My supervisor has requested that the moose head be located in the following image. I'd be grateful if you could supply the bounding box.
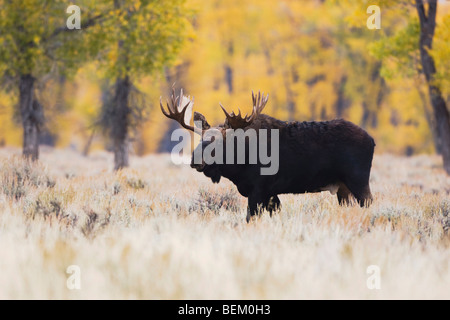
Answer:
[160,88,270,183]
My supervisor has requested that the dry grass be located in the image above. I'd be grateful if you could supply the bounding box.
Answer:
[0,146,449,299]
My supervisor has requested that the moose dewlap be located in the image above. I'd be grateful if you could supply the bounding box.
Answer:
[161,89,375,222]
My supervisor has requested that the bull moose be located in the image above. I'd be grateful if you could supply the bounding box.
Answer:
[161,89,375,222]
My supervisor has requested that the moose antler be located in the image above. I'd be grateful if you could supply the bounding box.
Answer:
[160,88,201,134]
[220,91,269,129]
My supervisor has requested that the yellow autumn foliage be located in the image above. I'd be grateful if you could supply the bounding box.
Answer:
[0,0,449,156]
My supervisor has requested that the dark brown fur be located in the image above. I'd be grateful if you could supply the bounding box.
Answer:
[192,113,375,222]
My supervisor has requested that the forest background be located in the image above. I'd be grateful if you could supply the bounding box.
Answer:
[0,0,449,169]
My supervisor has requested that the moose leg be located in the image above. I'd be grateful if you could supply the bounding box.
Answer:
[264,195,281,217]
[246,193,265,223]
[357,184,373,207]
[337,183,352,206]
[345,179,373,207]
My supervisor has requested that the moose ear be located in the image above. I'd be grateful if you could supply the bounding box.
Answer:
[193,112,211,130]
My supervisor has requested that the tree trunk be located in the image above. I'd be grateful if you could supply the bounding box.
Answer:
[112,76,131,171]
[82,129,96,157]
[224,42,234,94]
[114,134,129,171]
[416,0,450,174]
[416,83,441,153]
[335,75,349,118]
[19,74,41,161]
[284,72,296,121]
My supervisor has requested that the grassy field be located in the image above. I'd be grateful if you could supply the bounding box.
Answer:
[0,146,449,299]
